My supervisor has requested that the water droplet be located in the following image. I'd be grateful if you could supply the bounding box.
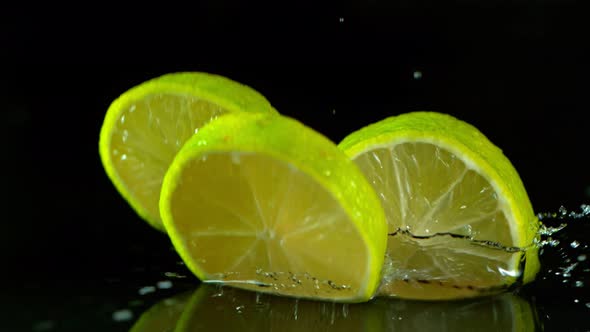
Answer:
[120,115,126,124]
[121,154,127,161]
[558,205,568,215]
[138,286,156,295]
[235,305,245,313]
[194,128,199,134]
[575,299,580,303]
[339,17,344,23]
[576,280,584,287]
[571,241,581,248]
[324,170,332,176]
[413,71,422,80]
[332,109,336,115]
[157,280,173,289]
[112,309,133,322]
[578,254,587,261]
[586,303,590,309]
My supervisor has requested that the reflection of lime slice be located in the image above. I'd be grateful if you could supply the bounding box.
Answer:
[128,291,192,332]
[339,112,540,300]
[376,292,536,331]
[99,72,276,231]
[174,284,535,332]
[176,284,383,331]
[159,113,387,302]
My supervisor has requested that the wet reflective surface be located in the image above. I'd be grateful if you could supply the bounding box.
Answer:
[13,206,590,331]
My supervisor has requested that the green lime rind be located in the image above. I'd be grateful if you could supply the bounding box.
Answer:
[338,111,540,284]
[160,113,388,302]
[99,72,278,232]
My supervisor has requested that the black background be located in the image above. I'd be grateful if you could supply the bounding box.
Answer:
[2,2,589,331]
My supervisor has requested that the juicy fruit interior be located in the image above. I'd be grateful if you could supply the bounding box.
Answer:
[110,93,227,228]
[168,151,369,300]
[353,142,521,299]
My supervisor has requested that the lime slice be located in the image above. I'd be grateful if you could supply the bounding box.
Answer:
[99,72,277,231]
[159,113,388,302]
[175,284,535,332]
[338,112,540,300]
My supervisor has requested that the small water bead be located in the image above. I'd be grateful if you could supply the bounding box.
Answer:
[586,303,590,309]
[138,286,156,295]
[576,280,584,287]
[574,299,580,303]
[235,305,245,314]
[112,309,133,322]
[571,240,581,248]
[157,280,173,289]
[578,254,587,262]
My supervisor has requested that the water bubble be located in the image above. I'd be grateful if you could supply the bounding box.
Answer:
[578,254,587,262]
[339,17,344,23]
[574,299,580,303]
[112,309,133,322]
[571,241,581,248]
[586,303,590,309]
[413,71,423,80]
[576,280,584,287]
[121,154,127,161]
[235,305,245,314]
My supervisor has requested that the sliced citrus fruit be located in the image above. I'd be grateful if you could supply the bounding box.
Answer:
[338,112,540,300]
[159,113,388,302]
[99,72,277,231]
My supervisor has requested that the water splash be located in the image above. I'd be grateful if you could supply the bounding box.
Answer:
[530,204,590,317]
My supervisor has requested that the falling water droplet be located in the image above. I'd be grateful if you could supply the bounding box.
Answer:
[576,280,584,287]
[578,254,587,261]
[571,241,581,248]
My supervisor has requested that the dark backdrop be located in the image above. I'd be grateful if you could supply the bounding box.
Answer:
[1,2,589,329]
